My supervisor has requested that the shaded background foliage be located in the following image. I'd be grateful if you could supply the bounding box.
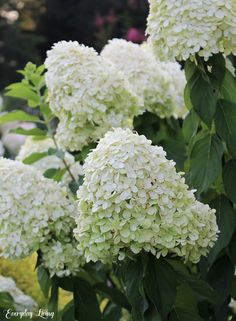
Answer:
[0,0,148,90]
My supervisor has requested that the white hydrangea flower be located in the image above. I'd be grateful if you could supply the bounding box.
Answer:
[0,158,76,259]
[74,128,218,264]
[40,239,84,277]
[0,275,37,311]
[147,0,236,61]
[16,137,83,184]
[45,41,141,151]
[101,39,187,119]
[0,140,4,156]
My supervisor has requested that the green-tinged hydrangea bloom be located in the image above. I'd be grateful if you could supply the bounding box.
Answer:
[0,158,83,276]
[45,41,141,151]
[101,39,187,119]
[147,0,236,61]
[0,275,37,312]
[16,137,83,184]
[40,240,84,277]
[0,158,75,259]
[74,128,218,264]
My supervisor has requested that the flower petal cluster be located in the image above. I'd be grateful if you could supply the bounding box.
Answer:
[74,128,218,264]
[102,39,187,118]
[16,137,83,184]
[0,158,76,259]
[41,239,84,277]
[45,41,141,151]
[147,0,236,61]
[0,275,37,311]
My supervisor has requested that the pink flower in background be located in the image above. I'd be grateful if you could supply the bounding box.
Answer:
[126,27,145,43]
[106,9,117,25]
[94,12,105,28]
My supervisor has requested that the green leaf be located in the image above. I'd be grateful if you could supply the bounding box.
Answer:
[170,284,203,321]
[183,109,199,142]
[69,180,81,195]
[184,84,193,111]
[232,277,236,300]
[23,152,48,165]
[144,257,177,318]
[176,272,221,305]
[188,133,224,192]
[188,71,217,127]
[61,301,75,321]
[223,160,236,203]
[184,60,198,81]
[37,266,51,298]
[48,148,65,160]
[43,168,66,182]
[11,127,47,136]
[57,276,74,292]
[208,54,226,90]
[94,283,131,310]
[207,256,234,301]
[103,303,122,321]
[48,278,59,321]
[0,111,40,124]
[208,195,236,264]
[161,135,186,170]
[74,277,102,321]
[122,258,148,321]
[229,232,236,264]
[5,83,40,107]
[0,292,14,309]
[170,308,204,321]
[215,99,236,158]
[220,69,236,103]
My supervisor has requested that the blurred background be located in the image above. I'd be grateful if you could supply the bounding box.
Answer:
[0,0,149,91]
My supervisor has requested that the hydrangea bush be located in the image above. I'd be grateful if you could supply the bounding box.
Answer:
[0,1,235,320]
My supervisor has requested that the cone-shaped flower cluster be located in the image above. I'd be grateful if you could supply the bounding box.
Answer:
[74,128,218,264]
[102,39,187,118]
[45,41,141,151]
[147,0,236,61]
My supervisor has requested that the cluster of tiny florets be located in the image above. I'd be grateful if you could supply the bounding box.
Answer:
[16,137,83,184]
[0,158,76,259]
[74,128,218,264]
[147,0,236,61]
[40,239,84,277]
[45,41,141,151]
[102,39,187,118]
[0,275,38,312]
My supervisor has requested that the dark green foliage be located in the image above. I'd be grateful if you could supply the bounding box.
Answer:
[188,133,224,192]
